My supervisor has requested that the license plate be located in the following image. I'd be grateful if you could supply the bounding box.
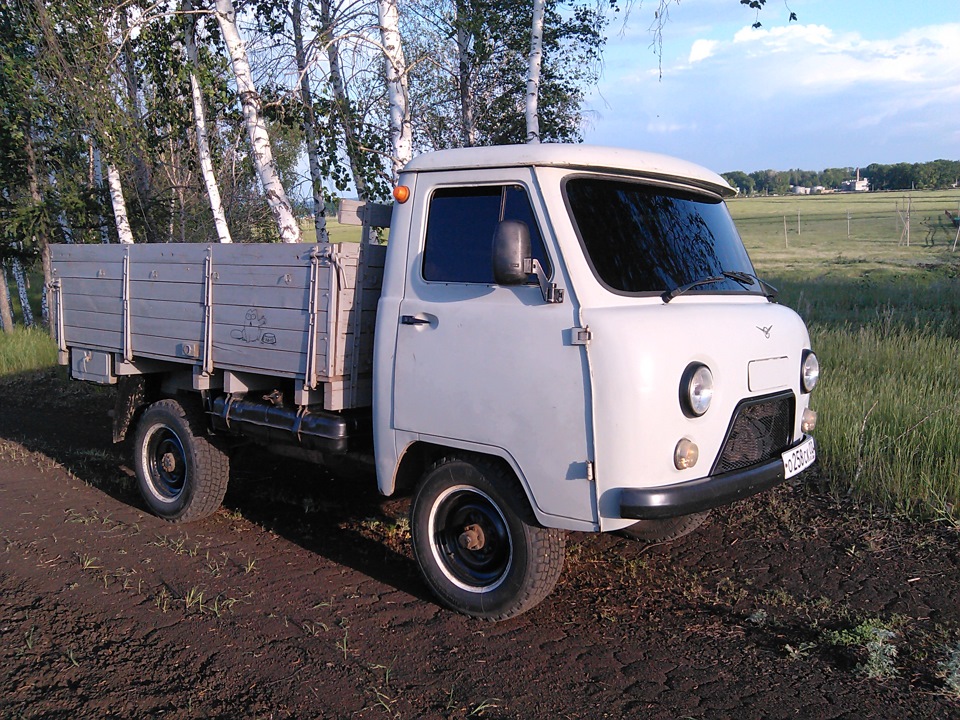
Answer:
[782,436,816,479]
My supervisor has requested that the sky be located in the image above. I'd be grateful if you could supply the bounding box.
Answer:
[582,0,960,174]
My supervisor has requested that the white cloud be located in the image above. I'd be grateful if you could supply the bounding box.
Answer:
[586,18,960,170]
[719,23,960,90]
[688,39,718,64]
[647,120,697,134]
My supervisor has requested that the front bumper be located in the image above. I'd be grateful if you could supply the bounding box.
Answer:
[619,435,815,520]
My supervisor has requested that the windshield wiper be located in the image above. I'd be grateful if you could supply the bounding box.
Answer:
[736,271,779,301]
[662,271,777,303]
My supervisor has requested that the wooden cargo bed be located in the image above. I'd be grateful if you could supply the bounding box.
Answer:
[50,242,386,411]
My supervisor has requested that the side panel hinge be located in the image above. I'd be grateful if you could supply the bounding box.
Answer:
[571,327,592,346]
[586,461,595,482]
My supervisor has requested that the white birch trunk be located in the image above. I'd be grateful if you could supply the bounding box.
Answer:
[377,0,412,181]
[525,0,546,144]
[215,0,302,243]
[292,0,328,244]
[190,74,233,243]
[12,257,33,327]
[107,164,135,244]
[456,22,477,147]
[185,0,232,243]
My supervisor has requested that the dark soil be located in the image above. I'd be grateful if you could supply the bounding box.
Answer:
[1,369,959,719]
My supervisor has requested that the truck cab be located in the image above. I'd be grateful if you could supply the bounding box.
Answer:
[375,145,817,616]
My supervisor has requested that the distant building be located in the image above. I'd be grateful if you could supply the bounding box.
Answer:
[791,185,811,195]
[841,168,869,192]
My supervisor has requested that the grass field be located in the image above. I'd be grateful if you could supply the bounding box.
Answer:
[0,325,57,375]
[4,188,960,521]
[730,189,960,522]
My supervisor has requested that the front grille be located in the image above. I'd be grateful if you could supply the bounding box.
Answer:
[712,391,795,474]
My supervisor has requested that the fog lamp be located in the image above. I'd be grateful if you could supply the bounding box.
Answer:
[801,408,817,434]
[674,438,699,470]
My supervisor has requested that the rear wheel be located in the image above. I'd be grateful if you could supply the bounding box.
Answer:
[410,456,565,620]
[133,399,229,523]
[620,511,710,543]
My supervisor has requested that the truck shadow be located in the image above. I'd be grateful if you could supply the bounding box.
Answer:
[0,371,433,605]
[223,447,432,603]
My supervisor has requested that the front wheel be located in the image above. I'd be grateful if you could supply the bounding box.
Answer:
[133,399,229,523]
[410,456,565,621]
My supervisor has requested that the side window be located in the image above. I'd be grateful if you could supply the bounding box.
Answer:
[422,184,551,283]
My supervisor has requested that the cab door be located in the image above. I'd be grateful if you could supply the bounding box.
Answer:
[392,170,597,528]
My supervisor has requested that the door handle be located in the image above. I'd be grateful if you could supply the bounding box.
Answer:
[401,315,432,326]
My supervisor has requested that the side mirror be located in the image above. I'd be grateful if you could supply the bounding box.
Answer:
[492,220,532,286]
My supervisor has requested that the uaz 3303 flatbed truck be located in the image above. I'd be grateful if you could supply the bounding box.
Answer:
[50,144,819,619]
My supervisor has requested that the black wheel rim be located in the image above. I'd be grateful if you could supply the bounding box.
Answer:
[145,426,187,500]
[430,486,512,592]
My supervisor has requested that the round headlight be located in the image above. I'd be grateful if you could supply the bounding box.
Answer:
[801,350,819,393]
[680,363,714,417]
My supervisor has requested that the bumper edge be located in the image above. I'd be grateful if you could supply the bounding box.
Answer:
[619,435,814,520]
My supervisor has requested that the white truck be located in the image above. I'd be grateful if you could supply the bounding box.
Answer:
[50,144,819,620]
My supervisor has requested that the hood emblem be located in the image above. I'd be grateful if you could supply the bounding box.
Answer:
[757,324,773,339]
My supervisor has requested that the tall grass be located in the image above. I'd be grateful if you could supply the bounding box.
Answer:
[807,321,960,520]
[0,325,58,377]
[737,188,960,521]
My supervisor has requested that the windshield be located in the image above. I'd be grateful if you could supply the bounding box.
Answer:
[564,177,758,296]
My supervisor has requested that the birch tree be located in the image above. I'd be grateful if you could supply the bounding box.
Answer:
[524,0,545,144]
[454,1,477,147]
[107,164,135,245]
[215,0,302,243]
[117,9,159,243]
[10,257,33,325]
[377,0,412,180]
[405,0,606,149]
[184,0,232,243]
[291,0,328,243]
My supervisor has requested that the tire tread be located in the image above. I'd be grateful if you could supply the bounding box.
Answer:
[136,398,229,523]
[412,454,566,621]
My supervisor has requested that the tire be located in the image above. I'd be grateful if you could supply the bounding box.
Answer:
[619,510,710,543]
[133,398,229,523]
[410,456,565,621]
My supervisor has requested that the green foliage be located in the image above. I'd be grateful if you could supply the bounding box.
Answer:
[938,641,960,696]
[723,159,960,195]
[823,618,900,680]
[406,0,607,149]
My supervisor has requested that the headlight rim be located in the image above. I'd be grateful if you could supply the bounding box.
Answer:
[801,350,819,394]
[680,362,714,418]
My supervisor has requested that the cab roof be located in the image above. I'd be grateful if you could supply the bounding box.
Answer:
[402,144,735,198]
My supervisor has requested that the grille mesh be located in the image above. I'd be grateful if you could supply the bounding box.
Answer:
[713,392,794,474]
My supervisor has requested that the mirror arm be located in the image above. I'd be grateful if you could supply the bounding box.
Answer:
[523,258,564,304]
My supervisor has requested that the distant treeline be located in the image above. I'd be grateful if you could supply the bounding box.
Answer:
[722,159,960,195]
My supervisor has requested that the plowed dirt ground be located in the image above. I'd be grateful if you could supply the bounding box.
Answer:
[1,370,959,719]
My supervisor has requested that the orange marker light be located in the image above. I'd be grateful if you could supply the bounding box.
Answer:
[393,185,410,203]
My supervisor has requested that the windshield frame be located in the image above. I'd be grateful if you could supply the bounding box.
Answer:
[561,173,763,299]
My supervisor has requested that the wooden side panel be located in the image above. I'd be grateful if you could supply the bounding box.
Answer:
[50,242,384,409]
